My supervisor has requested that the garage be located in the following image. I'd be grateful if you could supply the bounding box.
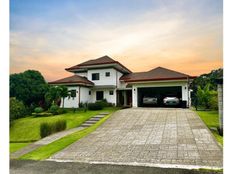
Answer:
[137,86,182,107]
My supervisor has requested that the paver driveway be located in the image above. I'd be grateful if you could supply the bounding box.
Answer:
[50,108,223,169]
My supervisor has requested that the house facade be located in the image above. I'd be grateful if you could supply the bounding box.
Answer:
[49,55,196,108]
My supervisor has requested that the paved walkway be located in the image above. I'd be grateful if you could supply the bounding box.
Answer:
[50,108,223,169]
[11,113,108,159]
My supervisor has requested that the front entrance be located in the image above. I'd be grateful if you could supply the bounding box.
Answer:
[96,91,104,101]
[117,90,132,107]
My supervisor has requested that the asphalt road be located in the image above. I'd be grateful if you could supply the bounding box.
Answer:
[10,160,222,174]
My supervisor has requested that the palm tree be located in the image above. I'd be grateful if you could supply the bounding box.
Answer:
[59,86,69,108]
[45,86,61,106]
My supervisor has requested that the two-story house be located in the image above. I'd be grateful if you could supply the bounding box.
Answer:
[49,55,196,108]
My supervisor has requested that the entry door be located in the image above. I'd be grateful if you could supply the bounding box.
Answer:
[96,91,104,101]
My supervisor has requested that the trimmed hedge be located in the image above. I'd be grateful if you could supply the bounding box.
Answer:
[87,103,103,110]
[49,104,59,115]
[32,112,53,117]
[34,107,44,113]
[40,120,66,138]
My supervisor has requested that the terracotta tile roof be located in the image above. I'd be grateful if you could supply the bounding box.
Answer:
[49,75,94,86]
[78,55,116,66]
[65,55,132,73]
[120,67,196,82]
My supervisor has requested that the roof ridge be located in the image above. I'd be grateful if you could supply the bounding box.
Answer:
[149,66,189,76]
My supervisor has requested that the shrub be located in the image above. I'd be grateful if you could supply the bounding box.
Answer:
[49,104,59,115]
[87,102,103,110]
[79,102,88,112]
[209,94,218,110]
[40,122,52,138]
[79,102,84,108]
[95,99,113,108]
[54,120,66,132]
[10,97,27,122]
[34,107,44,113]
[58,108,67,114]
[40,120,66,138]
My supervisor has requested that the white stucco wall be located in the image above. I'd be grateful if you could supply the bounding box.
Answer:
[90,89,116,104]
[60,86,91,108]
[87,68,117,86]
[61,86,79,108]
[80,87,91,103]
[116,71,123,88]
[131,80,189,107]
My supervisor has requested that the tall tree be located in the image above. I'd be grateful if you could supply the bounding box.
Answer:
[10,70,48,106]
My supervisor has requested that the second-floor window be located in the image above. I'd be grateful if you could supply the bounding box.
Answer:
[105,72,110,77]
[92,73,99,80]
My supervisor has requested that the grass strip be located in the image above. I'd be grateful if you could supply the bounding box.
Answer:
[195,110,223,145]
[10,143,31,153]
[19,113,112,160]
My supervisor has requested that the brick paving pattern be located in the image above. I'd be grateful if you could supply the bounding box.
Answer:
[50,108,223,168]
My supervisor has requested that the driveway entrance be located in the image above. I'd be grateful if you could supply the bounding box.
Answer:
[50,108,222,169]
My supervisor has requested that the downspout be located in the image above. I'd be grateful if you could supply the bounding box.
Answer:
[116,71,118,106]
[79,86,81,107]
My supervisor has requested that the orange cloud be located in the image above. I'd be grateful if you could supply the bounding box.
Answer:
[10,8,222,81]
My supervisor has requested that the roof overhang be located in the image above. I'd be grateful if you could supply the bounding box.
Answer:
[49,82,94,87]
[121,76,197,83]
[92,85,116,89]
[65,62,131,74]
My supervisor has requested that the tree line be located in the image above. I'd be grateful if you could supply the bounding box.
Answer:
[190,68,223,110]
[10,70,70,123]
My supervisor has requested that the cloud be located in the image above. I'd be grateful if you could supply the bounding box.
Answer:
[10,0,222,81]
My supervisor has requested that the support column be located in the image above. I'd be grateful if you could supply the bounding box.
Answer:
[123,91,127,106]
[218,84,223,131]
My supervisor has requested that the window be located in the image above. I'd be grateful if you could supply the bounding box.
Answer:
[69,90,76,98]
[105,72,110,77]
[92,73,99,80]
[89,90,91,95]
[96,91,104,100]
[109,90,114,95]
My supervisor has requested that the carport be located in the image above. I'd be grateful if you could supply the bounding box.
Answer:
[137,86,182,107]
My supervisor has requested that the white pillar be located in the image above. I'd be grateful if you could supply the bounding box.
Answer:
[132,86,137,107]
[218,84,223,130]
[123,91,127,106]
[182,85,188,106]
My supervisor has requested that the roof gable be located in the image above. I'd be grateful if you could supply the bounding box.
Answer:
[120,67,196,82]
[49,75,94,86]
[78,55,116,66]
[65,55,132,73]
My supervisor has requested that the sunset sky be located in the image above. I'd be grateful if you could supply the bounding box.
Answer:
[10,0,223,81]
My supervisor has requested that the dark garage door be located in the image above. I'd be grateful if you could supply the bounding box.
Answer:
[137,86,182,107]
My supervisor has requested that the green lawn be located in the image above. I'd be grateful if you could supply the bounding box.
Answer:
[10,107,118,142]
[20,112,112,160]
[196,110,223,145]
[10,143,30,153]
[10,107,119,153]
